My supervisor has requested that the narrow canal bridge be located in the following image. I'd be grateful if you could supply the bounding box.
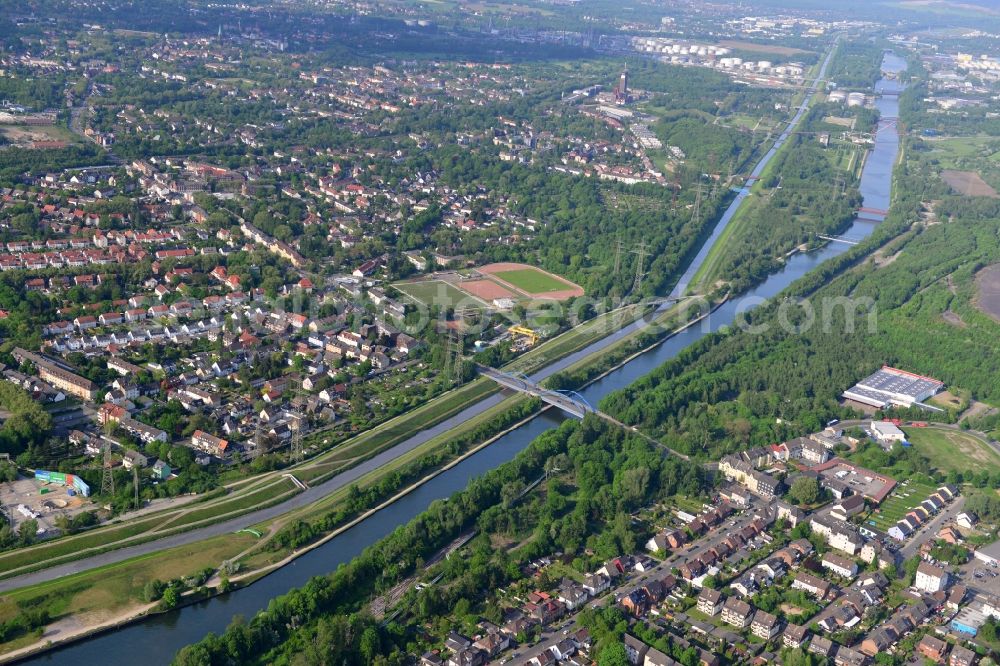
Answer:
[817,234,860,246]
[478,365,691,461]
[859,206,888,216]
[478,366,594,418]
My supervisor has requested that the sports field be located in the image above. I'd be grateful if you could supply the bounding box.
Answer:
[479,262,584,299]
[460,278,516,301]
[395,280,485,310]
[495,269,567,294]
[395,263,584,311]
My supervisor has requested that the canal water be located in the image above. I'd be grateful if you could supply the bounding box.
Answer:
[20,53,907,665]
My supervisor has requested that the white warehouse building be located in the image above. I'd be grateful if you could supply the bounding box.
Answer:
[842,366,943,409]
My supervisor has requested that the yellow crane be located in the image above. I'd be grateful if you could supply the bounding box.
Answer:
[508,325,539,345]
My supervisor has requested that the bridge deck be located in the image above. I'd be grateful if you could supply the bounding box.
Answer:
[479,366,691,460]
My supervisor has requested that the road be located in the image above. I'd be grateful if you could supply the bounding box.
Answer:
[67,86,122,165]
[899,495,966,560]
[669,41,838,299]
[0,385,514,592]
[498,509,764,665]
[0,44,840,594]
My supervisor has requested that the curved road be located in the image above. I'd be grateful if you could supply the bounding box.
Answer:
[0,43,839,595]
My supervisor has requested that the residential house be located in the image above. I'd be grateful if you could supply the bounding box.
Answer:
[831,495,866,521]
[643,648,675,666]
[472,632,509,658]
[621,589,650,617]
[447,648,486,666]
[800,437,830,464]
[14,348,97,401]
[957,513,978,530]
[783,624,808,649]
[888,520,913,542]
[697,588,723,616]
[151,459,171,480]
[624,635,649,665]
[445,632,472,653]
[750,610,780,640]
[949,645,978,666]
[646,531,671,553]
[809,636,835,658]
[917,634,948,663]
[191,430,229,458]
[835,646,868,666]
[791,572,831,600]
[558,581,589,611]
[915,561,949,593]
[122,450,149,470]
[811,514,864,555]
[721,597,752,629]
[776,501,806,527]
[119,417,168,444]
[821,552,858,578]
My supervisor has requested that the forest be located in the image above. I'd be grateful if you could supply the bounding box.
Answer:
[826,39,886,89]
[0,381,52,455]
[419,144,728,300]
[706,103,867,294]
[0,75,66,110]
[0,144,106,184]
[600,151,1000,460]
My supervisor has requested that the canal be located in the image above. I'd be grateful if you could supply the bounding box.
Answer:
[20,52,907,665]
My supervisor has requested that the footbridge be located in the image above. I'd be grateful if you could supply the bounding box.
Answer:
[479,365,691,461]
[817,234,860,246]
[858,206,888,216]
[479,366,594,419]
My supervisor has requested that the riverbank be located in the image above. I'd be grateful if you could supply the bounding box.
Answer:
[9,46,910,666]
[686,44,860,295]
[0,299,654,587]
[0,405,551,664]
[1,300,721,664]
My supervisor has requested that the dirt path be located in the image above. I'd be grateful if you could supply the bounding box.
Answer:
[959,399,996,424]
[1,603,156,663]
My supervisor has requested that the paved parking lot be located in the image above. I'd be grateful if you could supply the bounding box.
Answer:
[959,556,1000,596]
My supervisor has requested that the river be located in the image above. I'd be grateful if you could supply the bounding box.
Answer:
[18,52,907,665]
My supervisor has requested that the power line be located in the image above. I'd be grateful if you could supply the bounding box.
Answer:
[631,242,648,294]
[133,465,140,511]
[691,183,706,224]
[251,421,263,462]
[449,329,462,384]
[101,441,114,497]
[291,414,303,463]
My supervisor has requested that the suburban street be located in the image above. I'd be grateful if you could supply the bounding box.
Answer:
[492,507,767,665]
[900,495,966,560]
[0,42,843,597]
